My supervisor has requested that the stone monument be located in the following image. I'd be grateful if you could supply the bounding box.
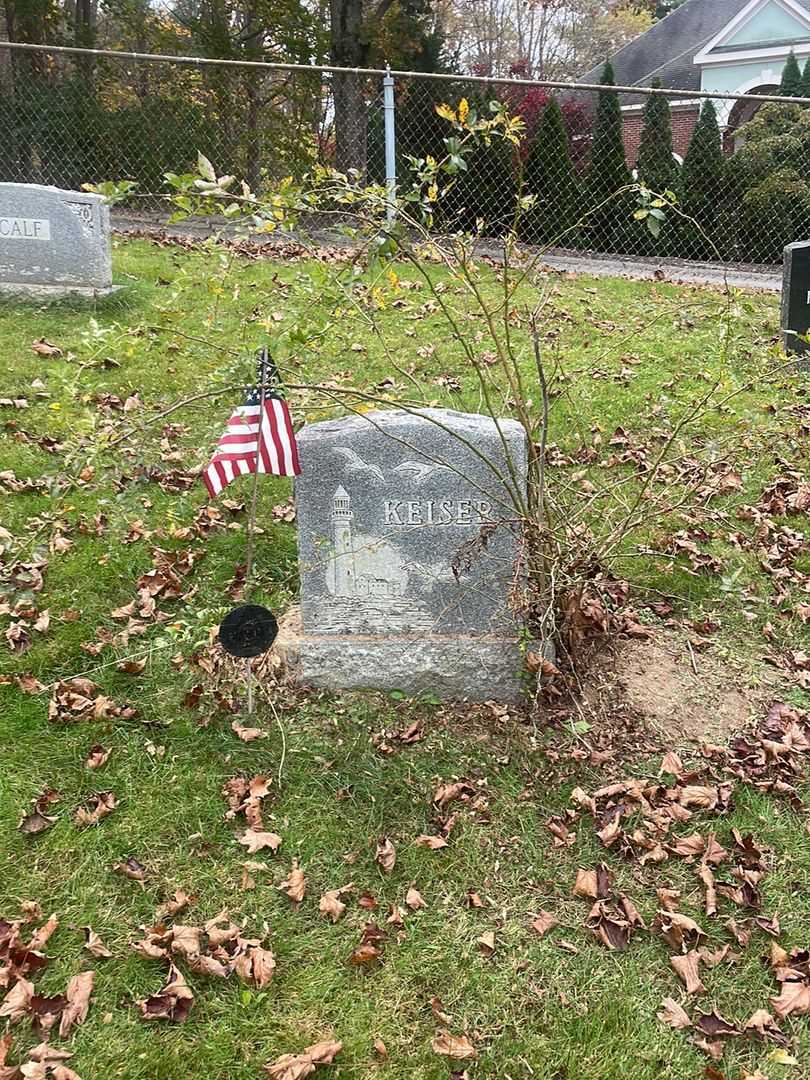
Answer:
[278,408,534,701]
[782,240,810,363]
[0,183,113,298]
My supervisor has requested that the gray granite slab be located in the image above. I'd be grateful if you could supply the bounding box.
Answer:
[290,408,530,700]
[0,183,112,296]
[782,240,810,365]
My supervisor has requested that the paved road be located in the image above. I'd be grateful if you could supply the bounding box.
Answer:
[111,212,782,294]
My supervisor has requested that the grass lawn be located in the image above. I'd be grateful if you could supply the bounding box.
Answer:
[1,236,809,1079]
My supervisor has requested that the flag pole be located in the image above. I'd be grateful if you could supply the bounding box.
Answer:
[242,348,268,713]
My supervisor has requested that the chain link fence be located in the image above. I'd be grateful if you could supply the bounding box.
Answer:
[1,41,808,266]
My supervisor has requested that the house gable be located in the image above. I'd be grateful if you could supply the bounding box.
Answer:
[695,0,810,64]
[725,0,810,46]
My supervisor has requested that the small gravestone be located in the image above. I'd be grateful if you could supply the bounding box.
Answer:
[0,183,114,298]
[281,408,533,701]
[782,240,810,362]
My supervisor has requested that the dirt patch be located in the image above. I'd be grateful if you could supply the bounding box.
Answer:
[582,629,778,746]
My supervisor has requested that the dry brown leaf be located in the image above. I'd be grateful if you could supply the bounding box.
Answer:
[477,931,496,957]
[386,904,405,927]
[239,829,283,854]
[279,861,306,903]
[771,980,810,1019]
[670,951,706,995]
[74,791,117,827]
[27,913,59,952]
[375,837,396,874]
[84,745,111,769]
[572,863,613,900]
[414,834,448,850]
[138,963,193,1023]
[170,925,201,958]
[82,927,112,958]
[156,890,194,919]
[657,997,691,1029]
[530,911,558,938]
[0,977,34,1022]
[32,338,62,358]
[59,971,94,1037]
[319,886,353,924]
[231,720,267,742]
[744,1008,788,1044]
[431,1032,477,1061]
[263,1039,342,1079]
[405,887,427,911]
[660,751,684,777]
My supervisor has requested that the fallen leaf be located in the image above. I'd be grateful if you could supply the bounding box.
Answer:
[138,963,193,1023]
[231,720,267,742]
[671,950,706,994]
[694,1010,740,1038]
[279,861,306,903]
[263,1039,342,1079]
[530,911,558,938]
[32,338,62,358]
[115,856,147,880]
[375,837,396,874]
[82,927,112,958]
[59,971,94,1037]
[74,791,117,826]
[744,1009,789,1045]
[319,885,353,923]
[414,835,448,850]
[84,745,111,769]
[431,1032,477,1061]
[771,980,810,1019]
[156,890,194,919]
[477,931,496,957]
[405,887,427,911]
[0,977,34,1022]
[239,829,282,854]
[658,997,691,1030]
[573,864,613,900]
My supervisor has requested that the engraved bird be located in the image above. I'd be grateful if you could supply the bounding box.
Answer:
[334,446,386,483]
[393,461,453,484]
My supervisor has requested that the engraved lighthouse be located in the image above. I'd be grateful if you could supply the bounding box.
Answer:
[331,486,356,597]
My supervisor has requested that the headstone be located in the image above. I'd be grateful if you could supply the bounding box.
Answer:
[0,183,114,298]
[284,408,533,701]
[782,240,810,362]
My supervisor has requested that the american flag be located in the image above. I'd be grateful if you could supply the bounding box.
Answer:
[203,348,301,499]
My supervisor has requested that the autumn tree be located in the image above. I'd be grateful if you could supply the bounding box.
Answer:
[330,0,443,175]
[434,0,651,80]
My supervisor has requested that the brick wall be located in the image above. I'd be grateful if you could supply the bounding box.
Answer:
[621,105,702,166]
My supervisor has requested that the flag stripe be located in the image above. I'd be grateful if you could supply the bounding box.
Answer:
[201,350,301,499]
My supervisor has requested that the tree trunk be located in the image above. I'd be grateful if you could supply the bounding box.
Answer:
[329,0,367,176]
[74,0,97,81]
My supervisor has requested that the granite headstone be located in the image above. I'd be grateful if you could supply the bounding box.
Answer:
[782,240,810,362]
[0,183,113,297]
[282,408,532,701]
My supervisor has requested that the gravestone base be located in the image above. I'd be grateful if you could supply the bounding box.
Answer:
[0,282,122,300]
[274,607,542,703]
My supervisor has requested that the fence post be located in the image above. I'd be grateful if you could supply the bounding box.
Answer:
[383,65,396,223]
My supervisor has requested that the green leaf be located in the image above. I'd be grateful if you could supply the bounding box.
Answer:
[197,152,216,182]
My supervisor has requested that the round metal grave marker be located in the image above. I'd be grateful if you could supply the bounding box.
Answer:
[218,605,278,658]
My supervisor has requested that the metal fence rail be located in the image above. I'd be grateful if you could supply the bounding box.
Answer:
[1,41,808,266]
